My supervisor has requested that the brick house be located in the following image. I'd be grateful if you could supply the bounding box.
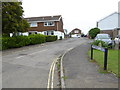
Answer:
[69,28,81,37]
[97,12,120,38]
[24,15,64,39]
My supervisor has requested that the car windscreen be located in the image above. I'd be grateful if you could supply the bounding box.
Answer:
[97,35,110,39]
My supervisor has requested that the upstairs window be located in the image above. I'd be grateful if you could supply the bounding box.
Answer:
[29,22,37,27]
[44,22,55,26]
[74,30,79,33]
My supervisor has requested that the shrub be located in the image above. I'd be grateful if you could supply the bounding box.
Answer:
[2,34,46,50]
[1,34,58,50]
[2,36,30,50]
[91,40,110,48]
[89,28,100,39]
[46,35,57,42]
[28,34,46,45]
[13,36,30,47]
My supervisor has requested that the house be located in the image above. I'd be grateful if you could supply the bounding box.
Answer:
[69,28,81,37]
[97,12,120,38]
[24,15,64,39]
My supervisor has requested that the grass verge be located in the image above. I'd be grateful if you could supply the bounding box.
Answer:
[88,49,119,77]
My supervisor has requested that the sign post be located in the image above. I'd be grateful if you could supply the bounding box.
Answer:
[91,45,108,70]
[104,48,108,70]
[91,45,93,60]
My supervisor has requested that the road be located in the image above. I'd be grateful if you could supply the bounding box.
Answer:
[2,37,89,88]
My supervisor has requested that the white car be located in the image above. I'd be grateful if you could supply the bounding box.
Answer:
[114,35,120,44]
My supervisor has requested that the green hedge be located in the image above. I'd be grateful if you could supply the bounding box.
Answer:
[1,34,57,50]
[46,35,57,42]
[28,34,46,45]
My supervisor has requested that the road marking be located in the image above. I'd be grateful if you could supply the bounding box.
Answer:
[47,60,55,89]
[47,58,57,89]
[16,49,48,59]
[67,48,73,51]
[51,60,56,88]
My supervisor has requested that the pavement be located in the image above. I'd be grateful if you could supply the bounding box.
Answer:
[63,42,118,88]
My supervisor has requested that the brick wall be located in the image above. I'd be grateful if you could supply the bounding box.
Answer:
[28,19,64,33]
[100,30,118,38]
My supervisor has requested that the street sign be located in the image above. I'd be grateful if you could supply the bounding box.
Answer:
[91,45,108,70]
[92,45,105,52]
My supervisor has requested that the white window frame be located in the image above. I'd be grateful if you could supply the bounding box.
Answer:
[44,22,55,26]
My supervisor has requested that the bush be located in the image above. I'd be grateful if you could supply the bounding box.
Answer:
[89,28,100,39]
[2,36,30,50]
[91,40,111,48]
[28,34,46,44]
[1,34,58,50]
[2,34,46,50]
[46,35,57,42]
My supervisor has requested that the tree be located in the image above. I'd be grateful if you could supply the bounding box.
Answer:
[2,2,29,36]
[89,28,100,39]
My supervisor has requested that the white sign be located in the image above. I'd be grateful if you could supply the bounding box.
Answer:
[92,45,105,52]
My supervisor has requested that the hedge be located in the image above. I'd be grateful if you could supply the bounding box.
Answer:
[1,34,57,50]
[28,34,46,45]
[46,35,57,42]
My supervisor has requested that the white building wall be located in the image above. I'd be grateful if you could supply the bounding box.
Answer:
[17,31,64,40]
[54,31,64,39]
[32,31,64,40]
[71,34,81,38]
[22,32,29,36]
[98,13,118,30]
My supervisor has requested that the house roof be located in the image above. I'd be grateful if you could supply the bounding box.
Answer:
[71,28,81,31]
[97,12,119,22]
[69,28,81,34]
[24,15,62,22]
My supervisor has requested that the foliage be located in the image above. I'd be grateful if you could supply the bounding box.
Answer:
[28,34,46,45]
[1,34,46,50]
[2,2,29,35]
[91,40,110,48]
[89,28,100,39]
[1,34,58,50]
[46,35,57,42]
[2,36,30,50]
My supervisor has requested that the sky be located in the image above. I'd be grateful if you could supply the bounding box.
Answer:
[22,0,119,34]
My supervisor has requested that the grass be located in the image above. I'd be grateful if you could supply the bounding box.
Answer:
[88,49,119,77]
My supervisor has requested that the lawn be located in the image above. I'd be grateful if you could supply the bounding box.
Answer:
[89,49,119,77]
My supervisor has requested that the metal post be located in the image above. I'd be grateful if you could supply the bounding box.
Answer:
[104,48,108,70]
[91,45,93,60]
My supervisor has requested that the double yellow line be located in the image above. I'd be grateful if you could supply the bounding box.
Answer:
[47,59,57,89]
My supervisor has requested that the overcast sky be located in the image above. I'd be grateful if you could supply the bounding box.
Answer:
[22,0,119,34]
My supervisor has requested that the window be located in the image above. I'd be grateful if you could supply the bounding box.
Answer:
[44,22,55,26]
[29,22,37,27]
[74,30,79,33]
[44,31,54,35]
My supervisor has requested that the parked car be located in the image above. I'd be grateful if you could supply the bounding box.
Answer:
[94,34,114,47]
[114,35,120,44]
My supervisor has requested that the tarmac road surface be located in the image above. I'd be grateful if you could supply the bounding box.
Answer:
[2,37,89,88]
